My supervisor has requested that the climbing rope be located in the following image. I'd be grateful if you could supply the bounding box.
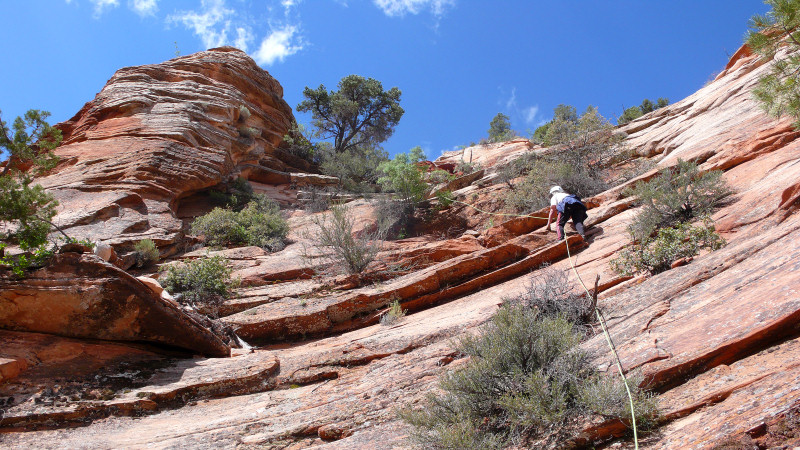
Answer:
[453,199,549,220]
[454,197,640,448]
[564,238,639,449]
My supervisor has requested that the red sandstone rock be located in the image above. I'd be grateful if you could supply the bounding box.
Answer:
[6,43,800,449]
[29,47,322,256]
[0,252,230,357]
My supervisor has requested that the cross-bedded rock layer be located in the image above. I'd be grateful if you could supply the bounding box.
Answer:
[3,43,800,448]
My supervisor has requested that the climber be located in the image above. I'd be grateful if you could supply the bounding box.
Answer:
[546,185,587,240]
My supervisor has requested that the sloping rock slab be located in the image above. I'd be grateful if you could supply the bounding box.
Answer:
[0,252,230,357]
[0,329,277,430]
[225,234,582,342]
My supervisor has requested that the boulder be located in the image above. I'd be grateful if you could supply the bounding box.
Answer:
[0,252,230,357]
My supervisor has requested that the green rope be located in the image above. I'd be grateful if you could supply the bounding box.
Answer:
[564,237,639,449]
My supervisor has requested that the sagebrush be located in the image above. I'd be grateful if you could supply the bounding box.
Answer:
[309,204,385,275]
[160,255,239,315]
[133,239,160,267]
[191,194,288,252]
[400,305,658,448]
[611,159,731,276]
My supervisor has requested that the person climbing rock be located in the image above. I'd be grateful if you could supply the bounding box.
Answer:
[546,185,588,240]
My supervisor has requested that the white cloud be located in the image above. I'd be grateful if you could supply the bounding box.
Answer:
[253,25,303,65]
[90,0,120,17]
[523,106,539,125]
[130,0,158,16]
[505,87,517,110]
[169,0,249,50]
[373,0,455,17]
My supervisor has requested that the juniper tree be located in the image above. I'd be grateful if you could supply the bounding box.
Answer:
[747,0,800,126]
[297,75,404,154]
[0,109,63,274]
[488,112,513,142]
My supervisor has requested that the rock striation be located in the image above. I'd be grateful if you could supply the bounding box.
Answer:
[4,43,800,448]
[35,47,314,257]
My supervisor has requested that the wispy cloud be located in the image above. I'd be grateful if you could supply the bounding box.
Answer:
[505,87,517,110]
[373,0,455,17]
[168,0,251,51]
[499,85,541,128]
[130,0,158,17]
[90,0,120,17]
[523,106,539,125]
[253,25,304,65]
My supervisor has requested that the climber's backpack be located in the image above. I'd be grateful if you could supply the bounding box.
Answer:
[556,194,583,213]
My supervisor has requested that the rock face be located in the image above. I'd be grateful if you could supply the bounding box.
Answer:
[35,47,307,256]
[5,43,800,449]
[0,251,230,357]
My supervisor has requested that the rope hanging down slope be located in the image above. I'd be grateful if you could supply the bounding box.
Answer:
[453,198,640,448]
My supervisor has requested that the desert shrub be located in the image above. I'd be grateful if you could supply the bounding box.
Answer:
[455,159,482,174]
[133,239,159,267]
[238,105,251,122]
[611,219,725,275]
[208,177,257,211]
[191,194,288,252]
[319,144,388,193]
[400,305,658,448]
[161,255,239,314]
[302,186,333,213]
[611,159,731,276]
[378,146,428,210]
[282,121,319,162]
[380,298,406,326]
[504,106,618,213]
[625,159,731,242]
[374,197,414,239]
[427,169,455,184]
[434,189,455,209]
[311,204,384,274]
[504,153,607,213]
[617,106,644,125]
[237,125,260,139]
[507,266,593,327]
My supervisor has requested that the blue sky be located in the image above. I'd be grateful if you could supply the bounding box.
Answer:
[1,1,769,160]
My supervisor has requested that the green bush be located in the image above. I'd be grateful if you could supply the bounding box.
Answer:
[374,197,414,239]
[378,146,428,218]
[455,160,482,174]
[0,109,63,276]
[434,189,455,209]
[504,106,618,213]
[380,298,406,326]
[625,159,731,242]
[311,204,385,275]
[191,194,288,252]
[400,305,658,448]
[319,144,388,193]
[747,1,800,127]
[133,239,159,267]
[611,159,730,276]
[161,255,239,314]
[617,98,669,125]
[427,169,455,184]
[282,121,319,163]
[611,219,725,275]
[504,152,607,213]
[508,266,593,327]
[208,177,257,211]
